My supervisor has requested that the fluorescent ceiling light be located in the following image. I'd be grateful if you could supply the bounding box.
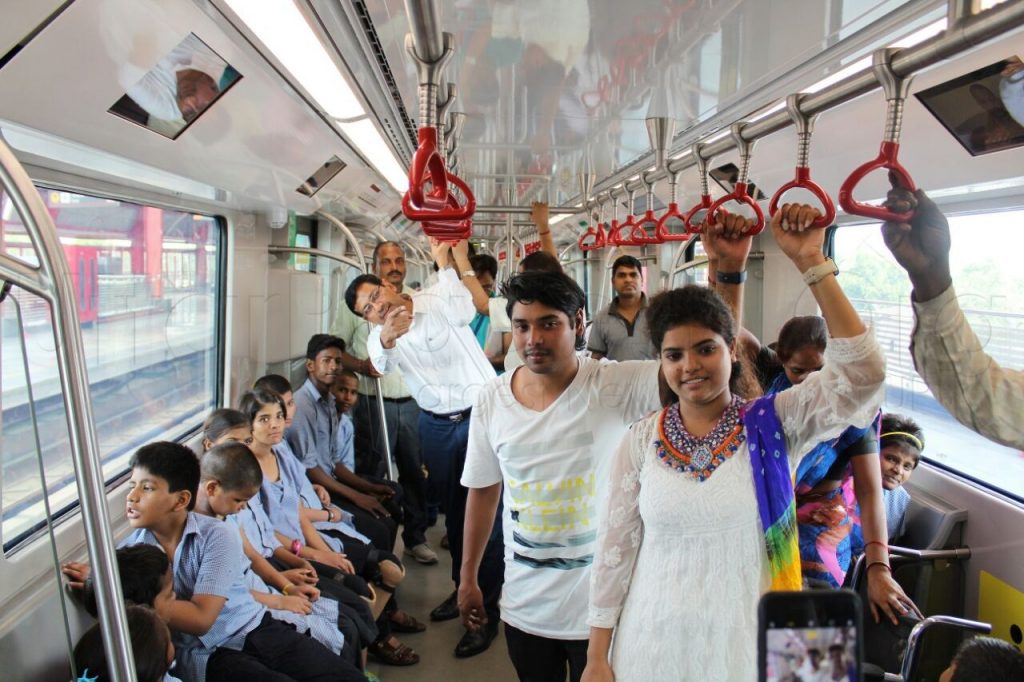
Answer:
[224,0,365,120]
[338,119,409,193]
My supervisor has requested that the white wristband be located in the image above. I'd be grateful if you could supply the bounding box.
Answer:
[802,257,839,286]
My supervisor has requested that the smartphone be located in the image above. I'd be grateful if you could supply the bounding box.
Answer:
[759,589,863,682]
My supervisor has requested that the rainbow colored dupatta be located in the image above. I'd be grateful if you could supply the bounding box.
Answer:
[741,394,802,591]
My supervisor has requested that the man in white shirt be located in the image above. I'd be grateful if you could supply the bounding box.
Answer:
[345,238,505,658]
[458,271,663,681]
[333,241,435,565]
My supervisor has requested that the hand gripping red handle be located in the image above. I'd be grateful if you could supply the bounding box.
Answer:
[402,128,476,222]
[708,182,765,235]
[578,223,606,251]
[769,167,836,228]
[838,141,915,222]
[656,202,689,242]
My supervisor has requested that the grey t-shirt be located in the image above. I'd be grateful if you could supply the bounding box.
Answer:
[587,296,657,361]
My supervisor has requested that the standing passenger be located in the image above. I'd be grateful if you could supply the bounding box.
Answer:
[880,184,1024,449]
[333,241,436,565]
[459,271,663,682]
[346,237,504,658]
[583,205,892,682]
[588,255,657,361]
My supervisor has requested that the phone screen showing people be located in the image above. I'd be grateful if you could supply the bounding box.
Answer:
[759,590,862,682]
[764,625,858,682]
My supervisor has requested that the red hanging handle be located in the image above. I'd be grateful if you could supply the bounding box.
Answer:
[838,141,915,222]
[708,183,765,235]
[402,128,476,222]
[578,223,606,251]
[630,210,661,244]
[684,195,718,234]
[656,202,689,242]
[769,167,836,228]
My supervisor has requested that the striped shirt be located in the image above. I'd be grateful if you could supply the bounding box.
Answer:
[120,512,265,682]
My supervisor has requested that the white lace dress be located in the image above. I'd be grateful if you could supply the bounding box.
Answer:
[588,329,885,682]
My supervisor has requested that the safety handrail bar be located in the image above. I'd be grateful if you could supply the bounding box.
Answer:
[901,616,991,680]
[838,48,916,222]
[578,195,607,251]
[769,93,836,228]
[268,241,396,483]
[709,121,765,234]
[318,211,369,270]
[574,1,1024,206]
[848,546,972,595]
[0,137,136,679]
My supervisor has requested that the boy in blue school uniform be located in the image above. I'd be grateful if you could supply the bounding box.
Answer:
[116,441,361,682]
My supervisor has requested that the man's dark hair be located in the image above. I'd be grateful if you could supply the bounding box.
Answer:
[238,388,287,426]
[306,333,345,360]
[950,637,1024,681]
[253,374,292,396]
[611,255,644,277]
[129,442,200,511]
[501,272,586,351]
[338,368,359,383]
[470,253,498,279]
[73,605,172,682]
[371,241,403,268]
[202,408,248,446]
[344,273,382,317]
[81,544,171,617]
[518,251,562,273]
[200,442,263,494]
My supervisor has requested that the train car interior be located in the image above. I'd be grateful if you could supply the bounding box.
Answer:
[0,0,1022,680]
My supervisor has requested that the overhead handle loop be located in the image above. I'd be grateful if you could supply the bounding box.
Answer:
[606,188,627,246]
[683,142,721,234]
[578,194,607,251]
[627,172,660,245]
[708,122,765,235]
[657,168,689,242]
[838,48,917,222]
[769,94,836,229]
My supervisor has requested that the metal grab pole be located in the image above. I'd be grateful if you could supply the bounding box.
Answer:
[0,139,136,680]
[316,215,393,481]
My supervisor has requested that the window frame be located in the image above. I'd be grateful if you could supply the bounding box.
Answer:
[832,208,1024,506]
[1,185,227,555]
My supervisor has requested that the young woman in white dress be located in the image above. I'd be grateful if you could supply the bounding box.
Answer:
[583,205,900,682]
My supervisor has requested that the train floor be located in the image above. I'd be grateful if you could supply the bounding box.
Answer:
[369,519,518,682]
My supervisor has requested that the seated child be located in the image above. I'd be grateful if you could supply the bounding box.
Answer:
[202,410,385,663]
[939,636,1024,681]
[879,414,925,542]
[112,441,361,682]
[196,441,369,669]
[72,544,176,620]
[73,604,178,682]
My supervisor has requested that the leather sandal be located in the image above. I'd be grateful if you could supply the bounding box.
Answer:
[369,637,420,666]
[389,610,427,633]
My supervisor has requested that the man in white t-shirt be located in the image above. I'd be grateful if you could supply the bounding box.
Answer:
[459,271,663,681]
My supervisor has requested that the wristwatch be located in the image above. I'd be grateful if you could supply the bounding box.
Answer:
[802,257,839,286]
[715,270,747,285]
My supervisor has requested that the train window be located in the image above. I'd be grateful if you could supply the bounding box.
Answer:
[0,187,223,552]
[833,210,1024,500]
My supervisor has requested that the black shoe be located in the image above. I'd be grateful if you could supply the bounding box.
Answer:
[430,591,459,622]
[454,622,498,658]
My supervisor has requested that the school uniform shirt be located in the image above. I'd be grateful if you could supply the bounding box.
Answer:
[461,357,662,638]
[286,378,338,477]
[228,505,346,655]
[883,486,911,542]
[367,268,496,414]
[274,440,370,548]
[120,512,266,682]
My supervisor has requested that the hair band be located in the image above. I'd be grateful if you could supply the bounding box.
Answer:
[880,431,923,451]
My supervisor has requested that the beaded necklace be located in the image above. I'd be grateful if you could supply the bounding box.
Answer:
[655,395,747,482]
